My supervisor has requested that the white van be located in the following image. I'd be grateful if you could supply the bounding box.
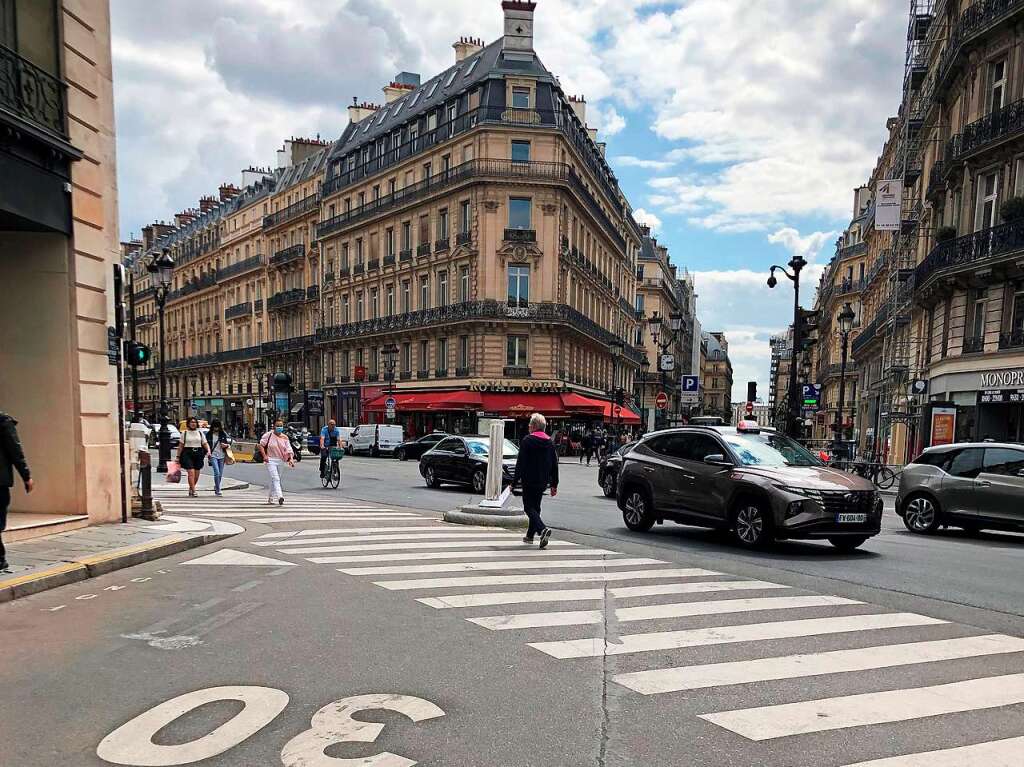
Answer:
[349,424,404,457]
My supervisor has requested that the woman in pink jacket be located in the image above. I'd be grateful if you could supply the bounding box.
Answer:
[258,419,295,505]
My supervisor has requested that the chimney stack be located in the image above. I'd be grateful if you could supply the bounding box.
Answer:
[568,94,587,125]
[348,98,381,125]
[453,36,484,62]
[198,195,218,214]
[502,0,536,60]
[218,183,241,202]
[382,81,416,103]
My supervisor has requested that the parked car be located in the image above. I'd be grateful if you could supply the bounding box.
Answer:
[598,441,637,497]
[307,426,355,456]
[616,423,882,550]
[419,435,518,493]
[896,442,1024,535]
[395,432,449,461]
[349,424,404,457]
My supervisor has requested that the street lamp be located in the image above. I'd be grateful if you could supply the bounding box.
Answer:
[646,311,686,427]
[253,360,267,435]
[381,343,399,423]
[833,302,856,460]
[767,254,808,438]
[638,355,650,433]
[147,247,175,472]
[610,339,624,436]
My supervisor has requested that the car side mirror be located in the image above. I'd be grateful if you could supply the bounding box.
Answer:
[704,454,732,467]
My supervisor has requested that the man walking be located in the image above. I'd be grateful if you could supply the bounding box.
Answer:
[513,413,559,549]
[0,410,34,571]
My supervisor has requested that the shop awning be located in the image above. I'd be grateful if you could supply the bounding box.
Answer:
[604,402,641,425]
[364,390,483,412]
[479,392,566,418]
[560,392,606,414]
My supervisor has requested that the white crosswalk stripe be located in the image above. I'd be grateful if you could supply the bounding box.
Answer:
[193,511,411,517]
[839,736,1024,766]
[339,557,665,576]
[700,672,1024,741]
[280,539,580,554]
[374,568,719,590]
[305,548,614,564]
[259,531,523,547]
[256,527,486,540]
[468,595,860,631]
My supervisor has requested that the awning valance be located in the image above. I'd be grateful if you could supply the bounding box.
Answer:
[364,390,483,412]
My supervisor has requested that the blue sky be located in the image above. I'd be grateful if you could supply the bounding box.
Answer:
[110,0,908,400]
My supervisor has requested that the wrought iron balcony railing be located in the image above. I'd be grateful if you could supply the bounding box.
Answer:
[416,243,431,257]
[916,219,1024,291]
[263,193,319,230]
[836,277,866,296]
[224,302,252,321]
[455,367,471,377]
[503,366,532,377]
[0,43,68,138]
[935,0,1024,98]
[946,98,1024,168]
[366,258,380,272]
[837,242,867,260]
[456,231,472,246]
[267,288,306,311]
[261,335,315,355]
[416,370,430,379]
[435,238,450,252]
[167,271,217,302]
[217,345,261,363]
[504,229,536,243]
[306,285,319,301]
[217,254,265,281]
[383,254,396,267]
[1000,329,1024,349]
[399,249,413,263]
[963,335,986,354]
[435,368,449,378]
[270,243,305,267]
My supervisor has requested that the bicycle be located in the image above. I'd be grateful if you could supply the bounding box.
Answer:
[835,459,899,490]
[321,446,343,489]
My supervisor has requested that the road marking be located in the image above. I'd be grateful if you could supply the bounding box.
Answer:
[700,672,1024,741]
[839,736,1024,766]
[232,580,264,593]
[528,613,946,659]
[282,539,577,554]
[375,568,720,590]
[267,566,294,577]
[44,605,66,612]
[339,557,665,576]
[182,549,298,567]
[307,548,614,564]
[194,597,225,610]
[468,595,859,631]
[258,531,512,547]
[240,516,421,524]
[194,511,411,517]
[417,580,789,609]
[614,634,1024,694]
[256,526,480,539]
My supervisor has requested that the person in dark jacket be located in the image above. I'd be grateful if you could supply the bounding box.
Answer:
[513,413,559,549]
[0,411,34,571]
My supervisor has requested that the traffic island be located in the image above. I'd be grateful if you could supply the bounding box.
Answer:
[443,419,527,528]
[444,504,528,528]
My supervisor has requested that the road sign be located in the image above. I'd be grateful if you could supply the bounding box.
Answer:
[802,383,822,409]
[655,392,669,411]
[385,397,397,409]
[909,379,929,396]
[107,326,120,366]
[680,375,700,404]
[659,354,675,372]
[745,402,754,416]
[386,407,396,420]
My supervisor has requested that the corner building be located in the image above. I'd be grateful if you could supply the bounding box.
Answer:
[316,1,643,438]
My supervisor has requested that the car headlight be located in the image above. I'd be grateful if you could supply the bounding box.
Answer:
[773,485,824,501]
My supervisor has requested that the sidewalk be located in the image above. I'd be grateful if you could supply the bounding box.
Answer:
[0,478,242,603]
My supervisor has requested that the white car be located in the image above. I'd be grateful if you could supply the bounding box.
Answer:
[349,424,404,457]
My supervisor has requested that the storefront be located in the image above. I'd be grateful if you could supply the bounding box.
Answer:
[928,366,1024,444]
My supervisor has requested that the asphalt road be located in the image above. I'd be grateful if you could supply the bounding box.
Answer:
[1,457,1022,766]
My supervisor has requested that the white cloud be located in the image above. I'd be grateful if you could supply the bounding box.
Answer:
[633,208,662,233]
[767,227,838,264]
[613,155,676,170]
[593,105,627,137]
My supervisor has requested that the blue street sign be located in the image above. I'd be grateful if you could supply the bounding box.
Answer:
[802,384,822,408]
[385,397,397,409]
[682,376,700,392]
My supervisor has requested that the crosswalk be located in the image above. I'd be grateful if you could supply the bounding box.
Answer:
[167,491,1024,765]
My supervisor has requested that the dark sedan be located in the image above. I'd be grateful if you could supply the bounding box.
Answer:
[420,435,519,493]
[395,432,449,462]
[598,441,637,497]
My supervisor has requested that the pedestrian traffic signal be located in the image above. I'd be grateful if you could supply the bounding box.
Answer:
[123,340,151,366]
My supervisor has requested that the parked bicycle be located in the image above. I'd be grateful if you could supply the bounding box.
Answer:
[832,459,899,490]
[321,446,343,489]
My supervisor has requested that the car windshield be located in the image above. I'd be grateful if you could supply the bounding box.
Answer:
[721,431,822,467]
[465,438,519,458]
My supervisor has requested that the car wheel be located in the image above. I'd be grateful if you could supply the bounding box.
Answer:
[424,466,441,488]
[902,494,940,534]
[828,536,868,552]
[602,472,616,498]
[472,470,486,494]
[397,448,407,462]
[732,501,772,548]
[622,488,655,532]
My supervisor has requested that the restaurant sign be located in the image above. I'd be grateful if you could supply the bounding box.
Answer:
[469,379,568,393]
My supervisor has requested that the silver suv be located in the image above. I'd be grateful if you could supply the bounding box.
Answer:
[896,442,1024,535]
[615,424,881,550]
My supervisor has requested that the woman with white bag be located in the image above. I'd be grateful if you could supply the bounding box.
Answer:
[258,419,294,505]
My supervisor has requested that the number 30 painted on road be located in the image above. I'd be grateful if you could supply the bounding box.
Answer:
[96,686,444,767]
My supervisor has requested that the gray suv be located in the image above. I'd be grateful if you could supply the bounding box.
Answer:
[616,424,882,550]
[896,442,1024,535]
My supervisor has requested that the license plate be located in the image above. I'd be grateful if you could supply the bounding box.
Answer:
[837,513,867,524]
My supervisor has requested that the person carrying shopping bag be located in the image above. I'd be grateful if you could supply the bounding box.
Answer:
[206,419,233,497]
[177,417,210,498]
[259,419,295,505]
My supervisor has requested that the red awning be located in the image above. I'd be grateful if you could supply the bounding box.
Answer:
[605,402,641,425]
[479,392,566,418]
[560,392,606,414]
[364,390,482,412]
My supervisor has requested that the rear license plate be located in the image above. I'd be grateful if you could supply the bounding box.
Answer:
[836,513,867,524]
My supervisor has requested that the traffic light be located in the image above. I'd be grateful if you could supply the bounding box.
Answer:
[614,388,626,406]
[123,340,151,366]
[797,309,820,352]
[746,381,757,403]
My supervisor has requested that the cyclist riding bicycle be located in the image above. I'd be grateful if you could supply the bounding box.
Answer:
[319,419,341,479]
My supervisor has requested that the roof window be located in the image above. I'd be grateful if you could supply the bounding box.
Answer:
[464,56,481,78]
[444,67,460,88]
[426,78,441,98]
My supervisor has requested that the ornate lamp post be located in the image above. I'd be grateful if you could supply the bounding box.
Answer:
[381,343,399,423]
[767,254,808,438]
[833,302,856,460]
[637,355,650,433]
[647,311,685,427]
[147,248,175,472]
[253,360,267,435]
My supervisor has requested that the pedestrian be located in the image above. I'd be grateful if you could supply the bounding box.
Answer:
[0,410,33,572]
[206,419,232,497]
[513,413,559,549]
[582,430,593,465]
[259,418,295,505]
[176,416,210,498]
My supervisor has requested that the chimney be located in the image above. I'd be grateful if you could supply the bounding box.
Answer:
[174,210,196,229]
[587,127,598,143]
[277,137,329,169]
[347,98,381,125]
[198,195,218,214]
[596,141,606,157]
[639,224,651,237]
[453,36,484,62]
[383,81,416,104]
[219,183,241,202]
[502,0,536,60]
[568,94,586,125]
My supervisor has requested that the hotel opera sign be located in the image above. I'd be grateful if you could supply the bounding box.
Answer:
[469,379,568,393]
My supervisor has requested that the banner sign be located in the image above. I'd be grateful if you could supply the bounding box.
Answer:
[306,390,325,415]
[930,406,957,447]
[875,179,903,231]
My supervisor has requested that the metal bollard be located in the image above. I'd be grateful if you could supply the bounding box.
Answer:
[138,449,156,519]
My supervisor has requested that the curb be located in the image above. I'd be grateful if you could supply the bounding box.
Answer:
[444,506,529,528]
[152,480,250,494]
[0,532,235,603]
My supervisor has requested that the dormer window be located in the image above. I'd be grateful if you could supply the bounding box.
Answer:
[464,56,481,78]
[445,67,460,88]
[512,87,530,109]
[426,79,441,98]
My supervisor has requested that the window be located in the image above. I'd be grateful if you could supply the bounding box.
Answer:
[438,208,449,239]
[460,200,471,234]
[459,336,470,368]
[969,289,986,341]
[947,448,984,479]
[373,184,381,201]
[356,238,364,265]
[506,335,528,367]
[356,291,364,322]
[342,350,350,376]
[511,87,530,109]
[447,104,458,136]
[989,59,1007,111]
[438,270,449,305]
[508,264,530,307]
[442,154,451,174]
[635,294,645,312]
[1011,287,1024,337]
[419,340,429,371]
[419,275,432,309]
[438,337,448,370]
[509,197,532,230]
[402,280,411,313]
[371,287,379,319]
[401,342,412,372]
[975,171,1000,231]
[426,79,441,98]
[342,295,350,324]
[511,140,531,162]
[386,284,395,316]
[385,228,395,257]
[460,266,470,302]
[445,68,460,88]
[982,448,1024,476]
[370,346,379,376]
[402,221,412,251]
[419,215,430,245]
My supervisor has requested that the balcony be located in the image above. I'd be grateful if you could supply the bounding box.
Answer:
[306,285,319,301]
[261,335,315,355]
[963,335,986,354]
[435,368,449,378]
[167,272,217,302]
[383,254,396,267]
[416,243,431,258]
[270,243,305,268]
[339,266,351,278]
[416,370,430,379]
[935,0,1024,99]
[263,193,319,230]
[135,313,156,326]
[224,302,252,321]
[455,367,471,377]
[945,98,1024,169]
[217,345,261,363]
[400,371,412,381]
[166,354,218,371]
[367,258,380,272]
[133,286,156,301]
[399,249,413,263]
[851,306,890,357]
[435,238,450,252]
[217,255,265,282]
[456,231,472,247]
[837,242,867,261]
[926,161,946,201]
[267,288,306,311]
[0,43,68,139]
[836,277,866,296]
[353,263,365,276]
[255,299,264,313]
[504,229,537,243]
[368,373,380,382]
[915,219,1024,295]
[503,366,532,377]
[1000,329,1024,349]
[821,363,860,380]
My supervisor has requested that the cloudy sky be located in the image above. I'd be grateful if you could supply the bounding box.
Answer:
[110,0,907,401]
